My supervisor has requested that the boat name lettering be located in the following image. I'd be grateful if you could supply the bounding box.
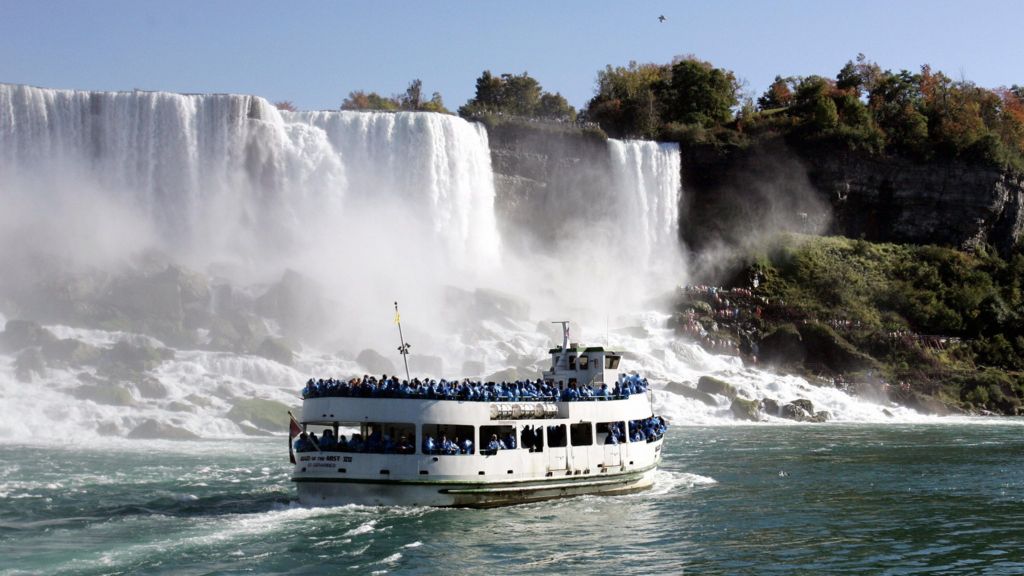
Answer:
[298,455,342,463]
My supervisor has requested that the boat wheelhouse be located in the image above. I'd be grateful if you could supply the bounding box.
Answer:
[290,328,665,507]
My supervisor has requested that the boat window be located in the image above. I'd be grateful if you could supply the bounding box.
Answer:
[570,422,593,446]
[605,356,620,369]
[422,424,475,455]
[480,425,517,454]
[568,354,576,370]
[578,355,589,370]
[597,421,626,444]
[296,421,415,454]
[546,424,567,448]
[520,424,544,452]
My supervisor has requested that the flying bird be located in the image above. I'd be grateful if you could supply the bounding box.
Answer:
[658,15,667,23]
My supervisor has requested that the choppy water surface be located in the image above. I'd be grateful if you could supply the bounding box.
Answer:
[2,424,1023,575]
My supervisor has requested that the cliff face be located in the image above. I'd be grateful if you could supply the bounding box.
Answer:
[682,140,1024,260]
[485,122,613,246]
[487,124,1024,266]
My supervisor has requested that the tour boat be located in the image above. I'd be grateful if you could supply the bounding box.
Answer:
[289,324,665,507]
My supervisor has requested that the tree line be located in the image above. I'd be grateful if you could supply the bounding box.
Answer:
[275,54,1024,172]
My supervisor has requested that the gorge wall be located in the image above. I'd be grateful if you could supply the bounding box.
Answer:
[680,139,1024,272]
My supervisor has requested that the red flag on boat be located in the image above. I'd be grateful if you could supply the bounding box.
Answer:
[288,411,302,464]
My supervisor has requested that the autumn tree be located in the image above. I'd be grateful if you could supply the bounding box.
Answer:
[340,90,399,111]
[586,61,668,138]
[459,71,575,121]
[274,101,297,112]
[757,76,797,110]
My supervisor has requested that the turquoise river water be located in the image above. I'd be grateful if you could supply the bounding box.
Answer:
[2,423,1023,575]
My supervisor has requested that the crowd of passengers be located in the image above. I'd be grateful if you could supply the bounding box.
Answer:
[294,416,668,454]
[293,429,416,454]
[302,374,650,401]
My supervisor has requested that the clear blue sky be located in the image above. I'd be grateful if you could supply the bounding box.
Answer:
[2,0,1022,111]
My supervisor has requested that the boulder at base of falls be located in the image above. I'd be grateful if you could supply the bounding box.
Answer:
[357,349,396,376]
[730,397,761,421]
[134,376,169,399]
[72,383,135,406]
[900,391,952,415]
[99,340,174,377]
[256,337,295,366]
[15,348,46,382]
[42,338,102,367]
[226,398,293,432]
[1,319,57,352]
[760,397,781,417]
[790,398,815,414]
[665,382,718,406]
[758,324,805,366]
[697,376,738,399]
[780,402,810,422]
[810,410,831,422]
[127,419,199,440]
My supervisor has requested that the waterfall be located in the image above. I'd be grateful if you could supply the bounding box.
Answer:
[0,84,498,273]
[608,139,683,273]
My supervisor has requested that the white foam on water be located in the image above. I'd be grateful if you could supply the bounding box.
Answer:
[343,520,378,537]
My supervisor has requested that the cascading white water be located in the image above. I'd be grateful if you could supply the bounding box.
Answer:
[0,83,933,441]
[0,84,499,275]
[608,139,683,273]
[289,110,500,271]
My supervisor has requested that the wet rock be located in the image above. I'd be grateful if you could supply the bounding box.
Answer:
[810,410,831,423]
[758,324,805,366]
[208,312,269,353]
[42,338,102,367]
[256,337,295,366]
[356,349,396,376]
[697,376,738,399]
[127,419,199,440]
[760,397,781,416]
[15,348,46,382]
[186,393,212,408]
[134,376,169,399]
[882,408,894,417]
[730,397,761,421]
[96,422,121,436]
[901,391,952,415]
[167,401,195,413]
[256,269,329,340]
[780,402,810,422]
[99,340,173,377]
[72,383,135,406]
[1,319,57,352]
[226,398,292,431]
[446,287,530,323]
[791,398,815,414]
[797,323,878,373]
[664,381,718,406]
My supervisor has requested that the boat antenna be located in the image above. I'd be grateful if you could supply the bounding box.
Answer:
[394,301,411,382]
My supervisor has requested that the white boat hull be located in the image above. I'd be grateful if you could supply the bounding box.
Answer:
[296,465,658,508]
